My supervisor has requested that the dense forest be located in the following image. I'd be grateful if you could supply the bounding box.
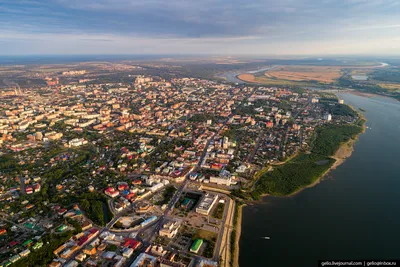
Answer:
[78,192,112,226]
[312,125,362,156]
[321,102,357,117]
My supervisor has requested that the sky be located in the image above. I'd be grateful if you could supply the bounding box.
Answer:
[1,0,400,55]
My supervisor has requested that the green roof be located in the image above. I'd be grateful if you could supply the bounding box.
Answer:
[182,198,193,206]
[23,240,33,247]
[190,239,203,253]
[24,223,34,229]
[0,261,11,267]
[57,225,68,232]
[33,242,43,250]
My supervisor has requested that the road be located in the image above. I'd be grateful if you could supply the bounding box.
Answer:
[142,110,230,247]
[281,102,309,154]
[61,85,256,264]
[67,128,227,263]
[0,212,34,233]
[247,129,264,163]
[19,176,26,195]
[214,197,235,266]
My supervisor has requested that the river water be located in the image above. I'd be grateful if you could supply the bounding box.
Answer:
[239,93,400,267]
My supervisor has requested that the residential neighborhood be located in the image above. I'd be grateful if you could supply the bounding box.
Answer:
[0,70,357,267]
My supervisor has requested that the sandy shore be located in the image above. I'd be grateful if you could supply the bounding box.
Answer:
[236,110,367,266]
[251,117,366,200]
[350,91,377,98]
[283,103,367,197]
[348,91,399,103]
[286,119,366,197]
[235,130,365,266]
[232,204,244,267]
[252,133,364,200]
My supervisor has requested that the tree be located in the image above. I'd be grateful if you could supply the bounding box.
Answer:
[80,199,90,211]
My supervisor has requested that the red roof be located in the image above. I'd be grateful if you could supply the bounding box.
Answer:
[122,238,141,249]
[105,187,116,193]
[126,193,135,200]
[9,241,19,247]
[118,184,129,191]
[88,228,98,234]
[78,236,88,246]
[211,163,223,169]
[58,208,67,215]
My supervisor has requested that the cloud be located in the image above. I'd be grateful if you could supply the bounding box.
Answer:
[0,0,400,54]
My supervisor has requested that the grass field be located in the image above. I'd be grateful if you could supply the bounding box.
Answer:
[377,83,400,92]
[265,65,343,83]
[350,69,371,76]
[194,229,218,240]
[237,73,319,87]
[237,64,388,86]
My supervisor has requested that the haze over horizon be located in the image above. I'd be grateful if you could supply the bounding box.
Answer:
[1,0,400,56]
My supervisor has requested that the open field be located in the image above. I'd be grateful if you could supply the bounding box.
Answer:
[194,229,218,240]
[265,65,343,83]
[237,63,391,86]
[236,73,318,87]
[350,69,372,76]
[377,83,400,92]
[237,73,257,82]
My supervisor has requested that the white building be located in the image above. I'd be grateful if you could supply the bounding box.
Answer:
[69,138,87,147]
[150,183,164,193]
[19,249,30,257]
[64,261,79,267]
[324,114,332,122]
[311,97,319,103]
[236,165,247,173]
[122,248,134,258]
[159,219,181,238]
[210,170,233,186]
[196,193,218,216]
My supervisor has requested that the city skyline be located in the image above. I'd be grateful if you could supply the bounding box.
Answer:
[1,0,400,55]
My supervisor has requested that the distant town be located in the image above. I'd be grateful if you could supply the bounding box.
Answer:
[0,66,361,267]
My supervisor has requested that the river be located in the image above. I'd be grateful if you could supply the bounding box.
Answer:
[219,66,278,84]
[239,93,400,267]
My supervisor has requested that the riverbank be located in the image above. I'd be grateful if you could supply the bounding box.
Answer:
[239,92,400,266]
[233,107,367,266]
[234,121,366,266]
[286,124,365,197]
[250,121,365,199]
[288,112,366,197]
[349,90,400,103]
[232,204,244,267]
